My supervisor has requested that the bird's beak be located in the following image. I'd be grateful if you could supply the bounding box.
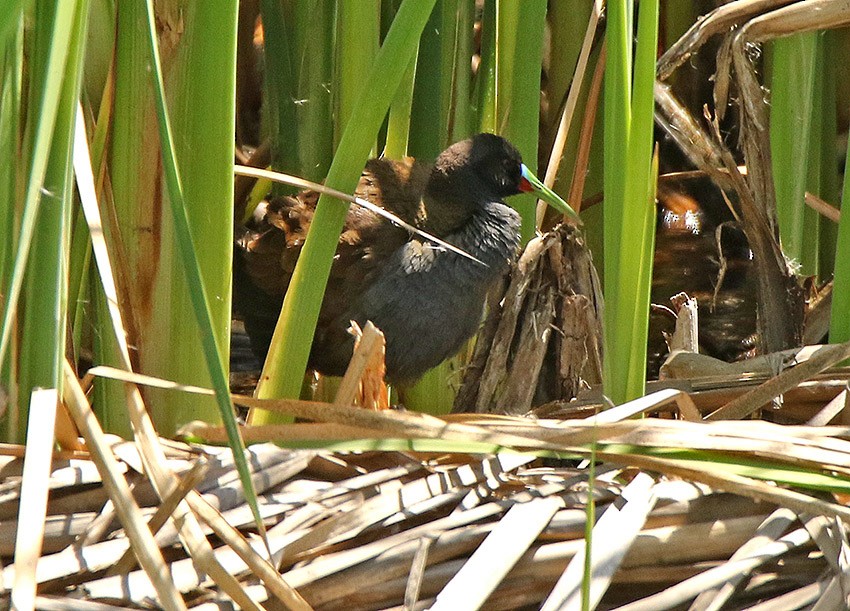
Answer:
[520,164,581,222]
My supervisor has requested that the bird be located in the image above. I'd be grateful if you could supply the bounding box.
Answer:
[233,133,578,384]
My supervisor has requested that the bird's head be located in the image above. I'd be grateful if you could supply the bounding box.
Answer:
[426,133,579,222]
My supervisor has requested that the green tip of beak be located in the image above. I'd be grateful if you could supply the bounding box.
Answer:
[521,164,581,222]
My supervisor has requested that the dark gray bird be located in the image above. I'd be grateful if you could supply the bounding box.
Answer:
[234,133,578,383]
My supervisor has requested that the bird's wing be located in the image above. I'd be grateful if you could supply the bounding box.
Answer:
[235,159,424,321]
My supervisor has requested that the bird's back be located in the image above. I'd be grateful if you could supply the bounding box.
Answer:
[233,157,430,362]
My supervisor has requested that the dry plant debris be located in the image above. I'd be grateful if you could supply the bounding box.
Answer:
[4,357,850,609]
[455,223,603,415]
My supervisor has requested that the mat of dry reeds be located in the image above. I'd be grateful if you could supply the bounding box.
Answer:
[5,335,850,611]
